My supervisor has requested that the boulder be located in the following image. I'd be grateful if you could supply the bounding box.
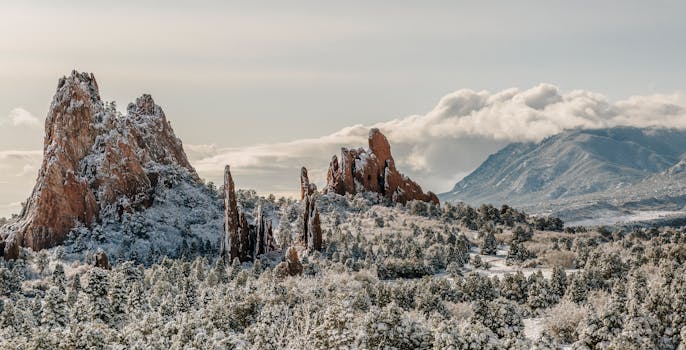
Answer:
[93,250,111,270]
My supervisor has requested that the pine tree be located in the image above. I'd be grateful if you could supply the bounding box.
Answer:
[42,286,68,328]
[71,293,90,324]
[52,264,67,293]
[127,280,146,313]
[566,273,588,303]
[550,266,568,298]
[86,268,111,323]
[310,303,356,349]
[532,331,560,350]
[9,260,25,293]
[481,231,498,255]
[0,267,10,295]
[213,258,229,284]
[0,300,17,332]
[573,312,604,349]
[35,250,49,276]
[109,273,128,324]
[362,302,433,349]
[528,271,558,311]
[229,257,242,281]
[66,273,82,306]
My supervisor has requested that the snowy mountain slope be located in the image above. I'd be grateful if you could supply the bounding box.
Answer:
[440,127,686,221]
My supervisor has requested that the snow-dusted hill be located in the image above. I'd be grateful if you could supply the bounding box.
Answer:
[440,127,686,222]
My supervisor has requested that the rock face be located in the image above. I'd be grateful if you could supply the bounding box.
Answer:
[300,167,317,200]
[1,71,197,260]
[323,128,439,206]
[220,165,276,264]
[300,190,322,252]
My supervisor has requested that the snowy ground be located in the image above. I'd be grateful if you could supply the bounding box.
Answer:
[567,209,686,227]
[466,247,579,279]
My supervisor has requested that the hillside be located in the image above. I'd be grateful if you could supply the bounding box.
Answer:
[440,127,686,222]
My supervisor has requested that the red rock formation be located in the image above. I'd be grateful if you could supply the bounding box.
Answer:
[325,155,345,195]
[301,193,322,252]
[93,250,111,270]
[307,205,322,252]
[221,165,240,264]
[238,212,251,263]
[274,246,304,278]
[322,128,440,206]
[221,165,277,264]
[1,71,197,260]
[300,167,317,200]
[255,205,276,257]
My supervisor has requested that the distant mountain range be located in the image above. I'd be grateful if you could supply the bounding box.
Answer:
[440,127,686,223]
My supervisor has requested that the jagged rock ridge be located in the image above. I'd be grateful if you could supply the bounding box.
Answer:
[323,128,439,205]
[220,165,276,264]
[1,71,198,260]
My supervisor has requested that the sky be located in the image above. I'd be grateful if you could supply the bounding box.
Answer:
[1,0,686,217]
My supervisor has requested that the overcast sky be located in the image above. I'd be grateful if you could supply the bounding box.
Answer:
[1,1,686,217]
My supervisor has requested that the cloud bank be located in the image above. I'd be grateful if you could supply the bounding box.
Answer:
[187,84,686,196]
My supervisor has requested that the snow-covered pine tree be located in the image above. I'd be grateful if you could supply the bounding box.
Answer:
[41,286,68,329]
[481,231,498,255]
[86,267,111,323]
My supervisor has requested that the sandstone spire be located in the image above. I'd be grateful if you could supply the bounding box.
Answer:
[221,165,240,264]
[301,193,322,252]
[300,167,317,200]
[221,165,277,264]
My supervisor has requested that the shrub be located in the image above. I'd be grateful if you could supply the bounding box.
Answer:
[377,259,434,280]
[544,301,588,343]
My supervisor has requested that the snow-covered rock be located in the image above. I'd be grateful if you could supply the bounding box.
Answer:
[1,71,197,260]
[323,128,439,205]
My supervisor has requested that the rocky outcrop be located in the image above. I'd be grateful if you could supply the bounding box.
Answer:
[255,206,276,258]
[1,71,197,260]
[220,165,276,264]
[322,128,440,206]
[300,167,317,200]
[221,165,240,263]
[93,250,111,270]
[301,192,322,252]
[274,246,303,278]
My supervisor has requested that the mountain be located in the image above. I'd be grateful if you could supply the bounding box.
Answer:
[0,71,221,261]
[440,127,686,221]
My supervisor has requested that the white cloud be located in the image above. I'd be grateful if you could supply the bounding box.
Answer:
[2,108,41,128]
[187,84,686,196]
